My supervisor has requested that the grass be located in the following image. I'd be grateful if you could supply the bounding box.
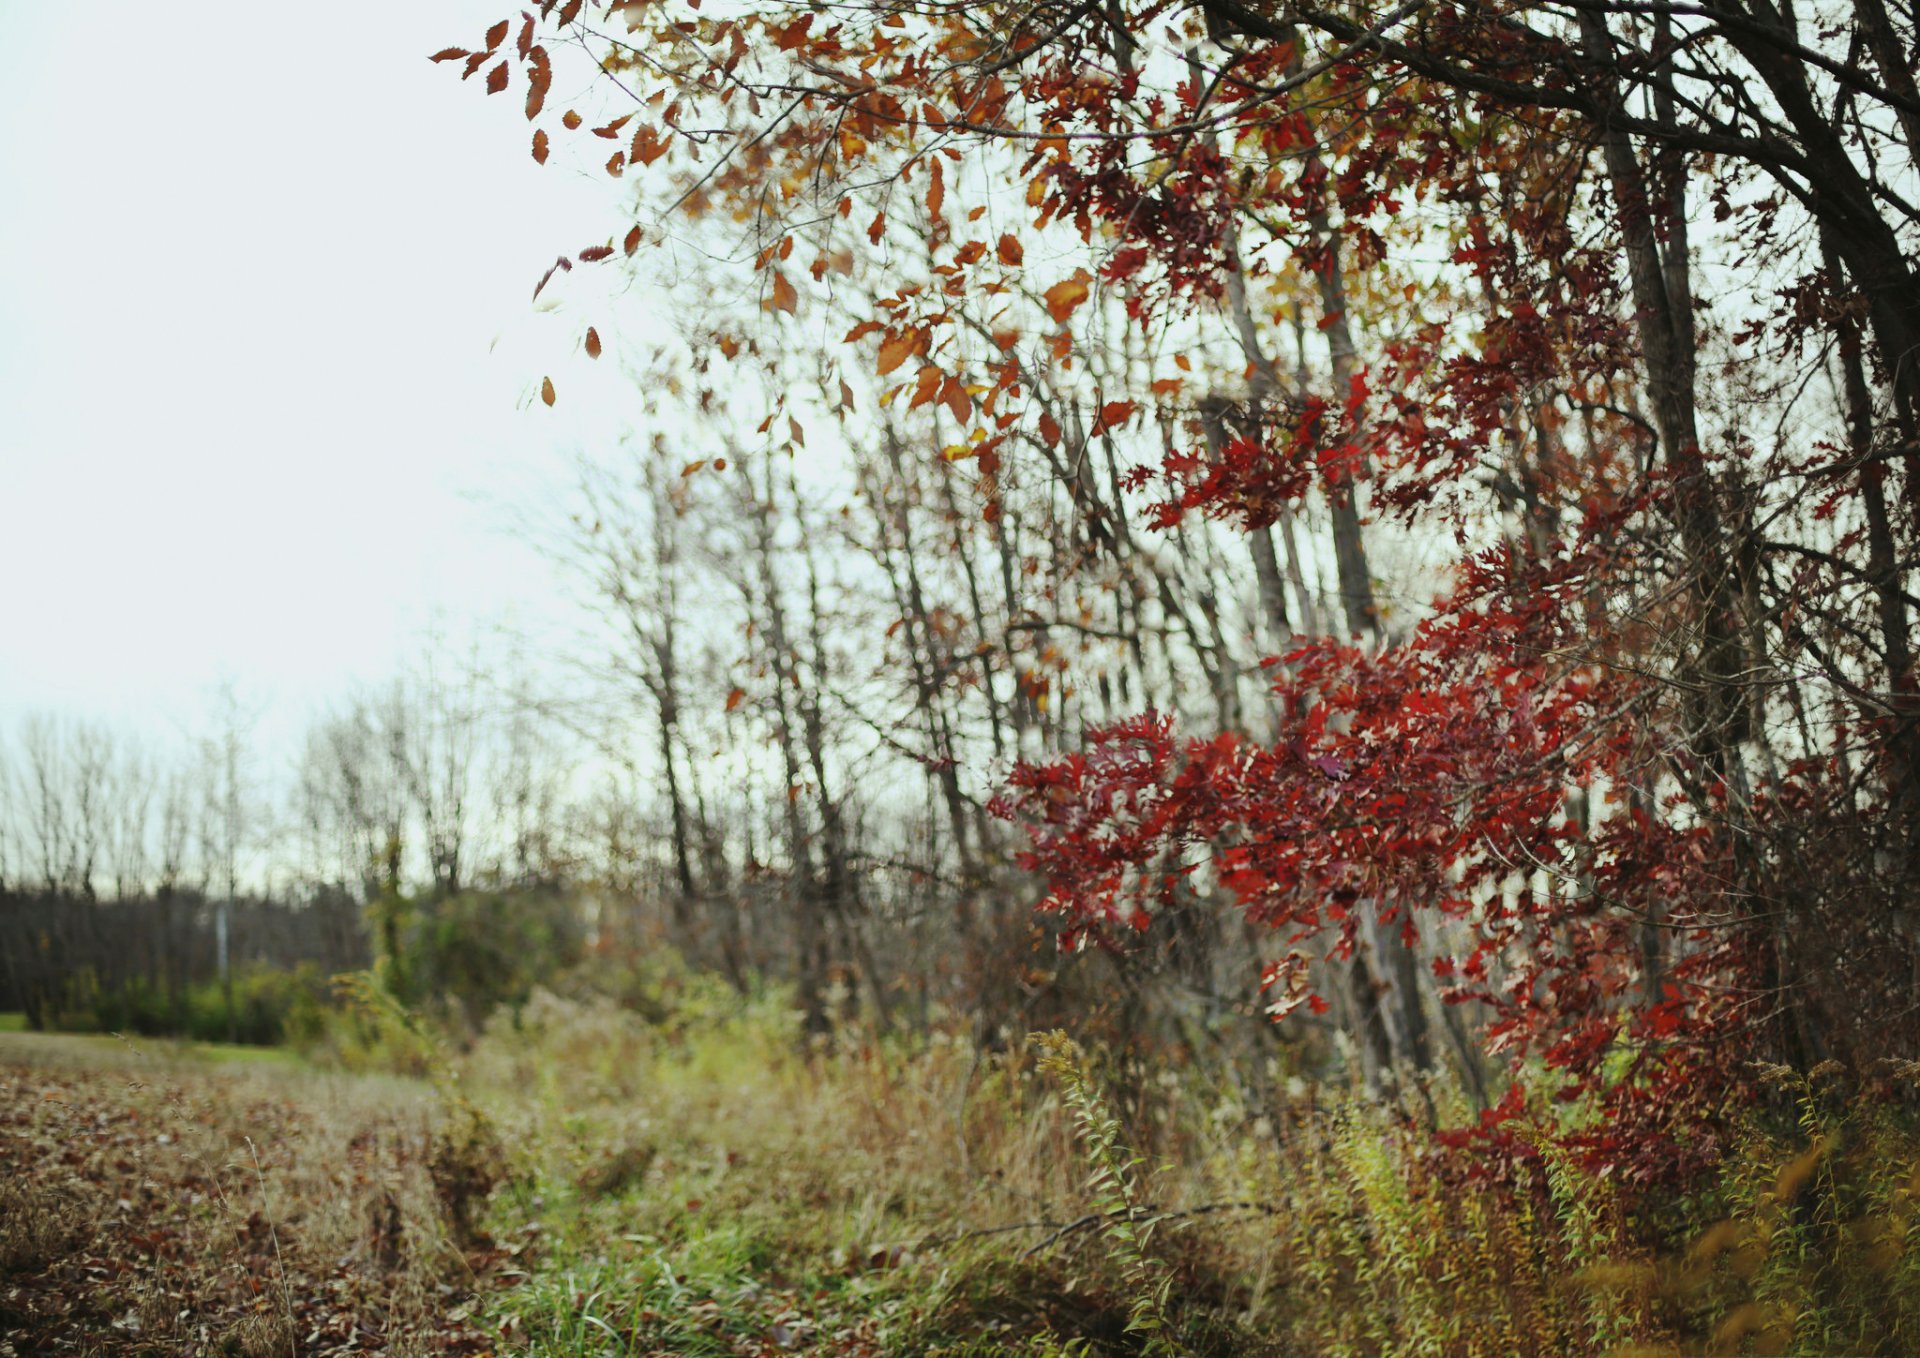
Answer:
[0,1029,497,1355]
[4,984,1917,1355]
[0,1011,26,1032]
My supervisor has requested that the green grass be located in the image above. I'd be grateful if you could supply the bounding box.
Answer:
[0,1012,25,1032]
[0,1027,304,1069]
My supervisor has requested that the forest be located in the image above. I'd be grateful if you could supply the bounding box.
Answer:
[4,0,1920,1352]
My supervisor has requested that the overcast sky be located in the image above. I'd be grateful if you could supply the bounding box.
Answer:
[0,5,633,741]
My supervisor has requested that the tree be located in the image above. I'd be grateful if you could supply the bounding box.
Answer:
[439,0,1920,1173]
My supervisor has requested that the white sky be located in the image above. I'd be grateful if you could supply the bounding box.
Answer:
[0,4,634,742]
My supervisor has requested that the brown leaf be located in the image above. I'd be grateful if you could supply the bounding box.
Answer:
[1039,411,1062,447]
[996,234,1024,266]
[926,159,945,221]
[485,60,509,95]
[585,327,602,358]
[578,245,614,262]
[725,687,746,712]
[531,128,549,164]
[429,47,470,63]
[624,225,644,255]
[562,110,583,130]
[540,376,556,407]
[1096,400,1136,432]
[775,13,813,49]
[768,271,798,314]
[485,19,510,51]
[525,47,552,119]
[941,375,971,426]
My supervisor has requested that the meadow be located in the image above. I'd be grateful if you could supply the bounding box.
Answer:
[4,969,1916,1357]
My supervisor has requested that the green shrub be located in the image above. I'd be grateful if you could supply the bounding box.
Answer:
[40,963,330,1047]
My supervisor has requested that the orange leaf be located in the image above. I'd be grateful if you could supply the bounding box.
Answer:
[997,233,1024,266]
[867,212,885,245]
[927,159,945,221]
[624,225,643,254]
[562,110,582,129]
[485,60,509,94]
[1039,411,1062,447]
[1097,400,1136,432]
[531,128,549,164]
[725,687,746,712]
[585,327,602,358]
[683,460,707,475]
[1043,273,1090,323]
[1026,177,1046,207]
[540,376,556,406]
[768,271,798,314]
[876,330,918,376]
[631,125,670,165]
[909,365,943,409]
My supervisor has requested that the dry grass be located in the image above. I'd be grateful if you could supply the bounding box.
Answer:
[5,995,1916,1356]
[0,1032,503,1356]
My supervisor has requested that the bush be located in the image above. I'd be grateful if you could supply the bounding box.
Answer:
[40,963,330,1047]
[371,888,586,1025]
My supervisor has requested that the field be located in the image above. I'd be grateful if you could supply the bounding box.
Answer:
[2,992,1916,1357]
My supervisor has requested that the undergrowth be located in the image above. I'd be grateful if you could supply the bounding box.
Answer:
[6,961,1916,1356]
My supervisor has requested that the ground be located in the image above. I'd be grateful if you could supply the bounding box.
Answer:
[0,1032,501,1357]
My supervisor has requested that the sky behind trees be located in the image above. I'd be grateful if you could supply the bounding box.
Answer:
[0,4,628,742]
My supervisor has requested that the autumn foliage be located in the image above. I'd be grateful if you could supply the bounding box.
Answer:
[437,0,1920,1182]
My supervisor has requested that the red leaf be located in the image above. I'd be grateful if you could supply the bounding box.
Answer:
[485,61,509,94]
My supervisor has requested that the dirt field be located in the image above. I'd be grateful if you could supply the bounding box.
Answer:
[0,1034,504,1357]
